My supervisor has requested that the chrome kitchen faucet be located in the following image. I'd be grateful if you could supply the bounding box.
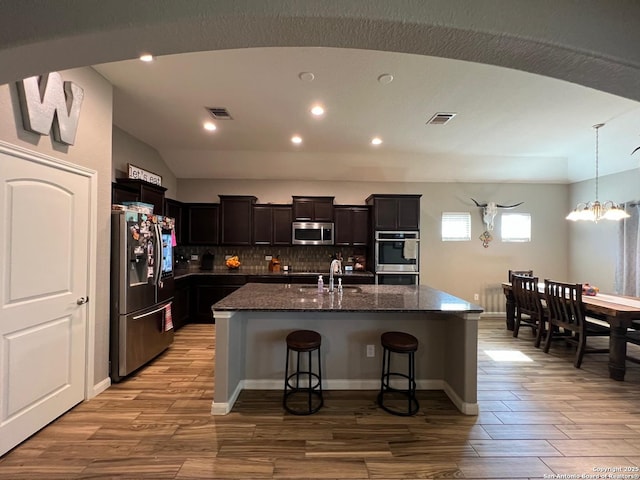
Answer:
[329,258,342,293]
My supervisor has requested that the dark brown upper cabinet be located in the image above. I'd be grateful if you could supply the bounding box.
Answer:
[185,203,219,245]
[292,196,334,222]
[164,198,184,245]
[115,178,167,215]
[366,194,421,231]
[334,206,369,246]
[111,182,139,205]
[220,195,257,245]
[253,204,292,246]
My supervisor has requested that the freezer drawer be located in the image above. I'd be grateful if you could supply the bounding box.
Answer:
[111,301,174,382]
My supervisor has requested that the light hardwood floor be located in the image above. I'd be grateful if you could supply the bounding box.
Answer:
[3,320,640,479]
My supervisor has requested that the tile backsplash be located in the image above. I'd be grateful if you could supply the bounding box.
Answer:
[175,245,367,271]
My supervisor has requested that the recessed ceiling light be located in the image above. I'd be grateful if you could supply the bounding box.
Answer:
[291,135,302,144]
[203,122,217,131]
[378,74,394,85]
[371,137,383,145]
[139,54,154,62]
[310,105,325,116]
[299,72,315,82]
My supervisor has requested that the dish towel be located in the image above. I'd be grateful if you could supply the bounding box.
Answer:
[403,239,418,260]
[164,303,174,332]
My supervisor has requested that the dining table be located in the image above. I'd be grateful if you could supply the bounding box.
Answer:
[502,282,640,381]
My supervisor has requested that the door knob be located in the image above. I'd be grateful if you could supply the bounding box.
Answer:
[76,296,89,305]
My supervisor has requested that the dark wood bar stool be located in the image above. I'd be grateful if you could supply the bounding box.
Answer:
[377,331,419,416]
[283,329,324,415]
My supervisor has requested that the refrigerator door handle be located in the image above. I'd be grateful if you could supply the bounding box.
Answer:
[153,221,162,286]
[132,303,169,320]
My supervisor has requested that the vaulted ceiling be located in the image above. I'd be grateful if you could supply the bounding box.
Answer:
[94,46,640,184]
[4,1,640,184]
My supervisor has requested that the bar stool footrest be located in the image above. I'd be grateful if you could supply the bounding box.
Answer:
[378,372,419,416]
[283,370,324,415]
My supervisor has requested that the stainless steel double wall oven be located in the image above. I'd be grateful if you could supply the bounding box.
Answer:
[374,231,420,285]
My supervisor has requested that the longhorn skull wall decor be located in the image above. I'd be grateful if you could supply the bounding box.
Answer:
[471,198,524,248]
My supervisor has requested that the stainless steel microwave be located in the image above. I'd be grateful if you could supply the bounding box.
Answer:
[292,222,334,245]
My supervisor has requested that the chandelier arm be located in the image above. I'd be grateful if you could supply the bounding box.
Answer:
[594,123,601,202]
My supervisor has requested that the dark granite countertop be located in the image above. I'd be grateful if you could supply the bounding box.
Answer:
[212,283,483,313]
[174,264,374,280]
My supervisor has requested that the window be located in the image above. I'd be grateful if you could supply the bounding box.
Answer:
[442,212,471,241]
[501,213,531,242]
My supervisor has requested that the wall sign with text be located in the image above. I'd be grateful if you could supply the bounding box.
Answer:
[128,164,162,186]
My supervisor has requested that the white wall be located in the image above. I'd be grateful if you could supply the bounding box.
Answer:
[569,169,640,293]
[112,126,177,198]
[179,178,569,311]
[0,68,113,385]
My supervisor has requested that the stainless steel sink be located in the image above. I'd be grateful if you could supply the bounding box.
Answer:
[298,285,362,294]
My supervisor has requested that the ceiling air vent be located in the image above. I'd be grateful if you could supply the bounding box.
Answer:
[426,112,456,125]
[205,107,233,120]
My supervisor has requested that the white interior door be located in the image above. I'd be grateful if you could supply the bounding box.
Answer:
[0,146,90,456]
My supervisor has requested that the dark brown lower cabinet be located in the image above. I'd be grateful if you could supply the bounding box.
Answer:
[172,277,191,330]
[191,275,247,323]
[247,274,374,285]
[177,272,374,325]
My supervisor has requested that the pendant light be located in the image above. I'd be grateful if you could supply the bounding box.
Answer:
[566,123,630,222]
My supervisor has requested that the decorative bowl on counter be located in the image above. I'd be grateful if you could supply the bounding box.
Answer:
[225,255,241,269]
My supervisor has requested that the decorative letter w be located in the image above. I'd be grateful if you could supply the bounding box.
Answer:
[17,72,84,145]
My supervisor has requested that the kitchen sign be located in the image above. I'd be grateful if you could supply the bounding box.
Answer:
[128,164,162,186]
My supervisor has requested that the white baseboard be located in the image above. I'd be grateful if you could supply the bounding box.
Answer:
[243,378,446,390]
[443,381,479,415]
[480,312,506,319]
[211,380,245,415]
[90,376,111,399]
[238,378,477,415]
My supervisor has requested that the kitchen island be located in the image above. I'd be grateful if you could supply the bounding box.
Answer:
[211,283,483,415]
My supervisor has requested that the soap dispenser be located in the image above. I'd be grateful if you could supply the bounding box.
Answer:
[317,275,324,293]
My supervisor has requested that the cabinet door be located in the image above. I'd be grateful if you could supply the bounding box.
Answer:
[272,206,292,245]
[193,285,218,323]
[187,204,219,244]
[369,195,420,231]
[172,278,191,329]
[112,183,138,205]
[253,205,272,245]
[140,185,165,215]
[373,198,398,230]
[335,207,369,246]
[313,200,334,222]
[334,208,352,246]
[164,199,183,244]
[397,197,420,230]
[351,207,369,245]
[114,179,167,215]
[193,277,245,323]
[292,196,334,221]
[220,196,255,245]
[292,200,314,221]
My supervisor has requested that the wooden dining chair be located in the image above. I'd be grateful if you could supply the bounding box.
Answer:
[542,279,609,368]
[512,275,545,347]
[508,269,533,282]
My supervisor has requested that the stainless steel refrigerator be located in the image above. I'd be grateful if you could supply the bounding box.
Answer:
[110,209,175,382]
